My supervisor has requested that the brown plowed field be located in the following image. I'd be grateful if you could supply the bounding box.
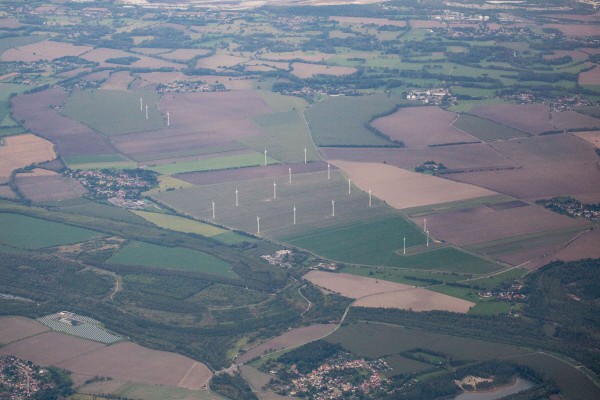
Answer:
[101,71,134,91]
[11,88,115,157]
[320,143,516,171]
[572,131,600,148]
[526,229,600,270]
[160,48,212,61]
[134,71,188,85]
[176,161,331,185]
[417,204,587,247]
[542,50,588,60]
[1,40,91,62]
[370,106,476,148]
[330,159,497,209]
[543,23,600,37]
[551,111,600,130]
[0,316,49,344]
[290,63,357,79]
[579,65,600,85]
[0,134,56,181]
[195,54,249,70]
[304,271,474,313]
[470,104,552,135]
[15,172,87,202]
[235,324,337,364]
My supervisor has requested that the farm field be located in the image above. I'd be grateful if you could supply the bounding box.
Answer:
[290,62,357,79]
[0,40,91,62]
[305,95,403,146]
[150,151,279,175]
[550,110,600,131]
[81,47,182,69]
[579,65,600,85]
[469,104,552,135]
[15,171,87,202]
[78,380,223,400]
[101,71,135,91]
[0,134,55,182]
[0,212,105,249]
[572,130,600,148]
[0,35,48,55]
[61,89,164,135]
[0,316,49,344]
[330,159,497,209]
[370,106,476,148]
[108,241,236,277]
[452,113,529,141]
[304,271,475,313]
[235,324,337,364]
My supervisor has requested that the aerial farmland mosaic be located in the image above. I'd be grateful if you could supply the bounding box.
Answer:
[0,0,600,399]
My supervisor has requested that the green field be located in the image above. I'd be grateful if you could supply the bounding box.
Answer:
[341,265,468,285]
[400,194,516,218]
[305,95,404,146]
[0,212,105,249]
[243,110,321,163]
[108,241,236,277]
[453,113,529,141]
[61,89,164,135]
[149,151,279,175]
[78,381,224,400]
[0,35,48,54]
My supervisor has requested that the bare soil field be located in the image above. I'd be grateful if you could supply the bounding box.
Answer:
[81,70,112,81]
[543,23,600,37]
[101,71,134,90]
[320,143,516,171]
[15,172,87,202]
[572,131,600,148]
[330,16,407,27]
[0,134,55,181]
[0,18,22,29]
[417,204,587,247]
[194,75,256,90]
[409,20,443,28]
[244,60,289,70]
[235,324,337,364]
[0,327,212,389]
[489,133,598,167]
[446,163,600,203]
[0,40,91,62]
[330,159,497,209]
[0,316,49,344]
[261,51,333,62]
[579,65,600,85]
[11,88,115,157]
[543,50,589,60]
[0,185,17,199]
[370,106,476,148]
[551,111,600,130]
[177,161,331,185]
[160,48,212,61]
[81,48,182,69]
[195,54,249,70]
[470,104,552,135]
[304,271,474,313]
[290,62,357,79]
[526,229,600,270]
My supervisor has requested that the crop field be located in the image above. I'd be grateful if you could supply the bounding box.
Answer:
[0,316,49,344]
[108,241,236,277]
[81,47,182,69]
[61,89,164,135]
[341,265,468,285]
[305,95,403,146]
[15,172,87,202]
[320,143,517,172]
[195,54,249,70]
[542,23,600,37]
[0,212,105,249]
[572,130,600,148]
[371,106,476,148]
[304,271,474,312]
[417,204,587,247]
[0,40,91,62]
[325,323,530,360]
[469,104,552,135]
[452,113,529,141]
[0,134,55,181]
[290,62,357,79]
[0,35,48,55]
[101,71,135,91]
[11,88,117,157]
[579,65,600,85]
[550,110,600,131]
[236,324,337,364]
[150,151,279,175]
[79,380,223,400]
[330,159,497,209]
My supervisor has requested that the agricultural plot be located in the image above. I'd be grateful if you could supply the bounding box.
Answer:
[0,316,49,344]
[572,130,600,148]
[78,380,223,400]
[81,47,182,69]
[195,53,249,70]
[370,106,476,148]
[101,71,135,91]
[61,89,164,136]
[452,114,529,141]
[150,151,279,175]
[320,143,517,172]
[15,171,87,202]
[330,16,407,27]
[305,95,404,146]
[0,40,91,62]
[469,104,552,135]
[0,35,48,55]
[579,65,600,85]
[11,88,117,157]
[0,185,16,200]
[290,62,357,79]
[551,110,600,131]
[0,213,105,249]
[108,241,236,278]
[0,134,55,182]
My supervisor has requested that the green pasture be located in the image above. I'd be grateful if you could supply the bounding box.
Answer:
[305,94,405,146]
[383,354,433,376]
[108,241,236,277]
[453,113,529,141]
[61,89,164,135]
[243,110,321,163]
[56,199,151,225]
[465,267,528,290]
[258,90,308,113]
[341,265,468,285]
[0,212,104,249]
[78,381,224,400]
[427,284,512,315]
[132,142,248,163]
[149,151,278,175]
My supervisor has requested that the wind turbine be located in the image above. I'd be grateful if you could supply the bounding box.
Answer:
[264,149,267,166]
[304,147,307,164]
[212,201,215,219]
[348,179,351,195]
[369,190,372,207]
[273,181,277,199]
[256,216,260,234]
[327,163,331,180]
[235,187,239,207]
[145,104,148,120]
[331,200,335,217]
[293,205,296,225]
[289,167,292,184]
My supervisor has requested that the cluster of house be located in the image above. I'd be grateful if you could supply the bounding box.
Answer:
[0,355,49,399]
[538,197,600,222]
[261,250,294,268]
[157,80,227,93]
[272,15,320,31]
[67,169,154,200]
[504,93,592,111]
[478,284,527,301]
[277,354,391,399]
[406,88,452,105]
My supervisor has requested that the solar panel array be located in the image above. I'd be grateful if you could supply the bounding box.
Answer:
[37,312,121,344]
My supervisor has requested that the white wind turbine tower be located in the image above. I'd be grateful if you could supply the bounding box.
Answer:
[256,216,260,234]
[293,205,296,225]
[145,104,148,120]
[140,97,143,112]
[403,237,406,255]
[235,187,239,207]
[289,167,292,184]
[369,190,372,207]
[304,147,307,164]
[167,111,170,126]
[424,218,427,233]
[348,179,351,195]
[327,163,331,180]
[273,181,277,199]
[426,230,430,247]
[212,201,215,219]
[331,200,335,217]
[264,149,267,166]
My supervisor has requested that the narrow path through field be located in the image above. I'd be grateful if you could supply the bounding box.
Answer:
[297,284,311,316]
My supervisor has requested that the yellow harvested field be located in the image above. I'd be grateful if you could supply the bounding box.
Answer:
[101,71,134,90]
[291,62,357,79]
[573,131,600,148]
[304,271,473,313]
[132,210,228,237]
[162,48,212,61]
[0,134,56,181]
[330,160,496,209]
[330,16,407,27]
[1,40,91,62]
